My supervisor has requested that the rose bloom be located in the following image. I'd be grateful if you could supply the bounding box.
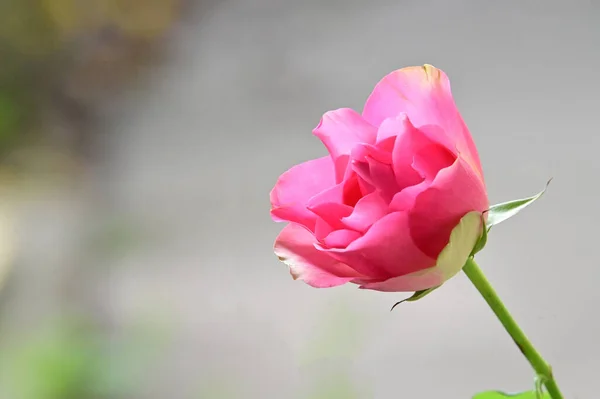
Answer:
[270,65,488,292]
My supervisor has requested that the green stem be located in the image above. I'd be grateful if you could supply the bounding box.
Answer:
[462,258,563,399]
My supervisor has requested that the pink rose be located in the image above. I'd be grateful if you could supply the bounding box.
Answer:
[270,65,488,292]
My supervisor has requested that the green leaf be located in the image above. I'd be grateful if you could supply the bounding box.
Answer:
[390,286,440,311]
[486,179,552,229]
[472,390,550,399]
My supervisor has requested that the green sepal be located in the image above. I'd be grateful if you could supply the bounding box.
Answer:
[390,286,440,311]
[470,214,488,256]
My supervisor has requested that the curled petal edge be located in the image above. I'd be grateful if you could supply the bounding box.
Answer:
[274,223,363,288]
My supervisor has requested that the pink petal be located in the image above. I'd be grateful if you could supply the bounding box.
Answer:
[411,143,456,181]
[332,154,352,183]
[357,177,375,197]
[351,142,392,165]
[376,113,413,142]
[304,183,353,237]
[389,180,430,211]
[341,191,389,232]
[359,267,445,292]
[314,218,335,241]
[314,108,377,157]
[274,223,364,288]
[307,172,364,209]
[270,156,336,231]
[409,157,488,259]
[341,173,364,207]
[306,177,357,219]
[363,65,483,179]
[308,201,353,230]
[319,212,435,279]
[360,210,483,292]
[352,158,400,199]
[313,108,377,182]
[323,229,363,249]
[387,115,436,188]
[375,136,396,153]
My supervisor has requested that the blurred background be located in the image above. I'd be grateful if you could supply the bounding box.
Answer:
[0,1,598,398]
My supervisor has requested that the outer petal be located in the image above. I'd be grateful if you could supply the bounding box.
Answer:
[359,267,444,292]
[362,65,483,179]
[270,156,335,231]
[409,156,488,259]
[319,212,435,279]
[359,211,483,292]
[313,108,377,159]
[313,108,377,182]
[274,223,364,288]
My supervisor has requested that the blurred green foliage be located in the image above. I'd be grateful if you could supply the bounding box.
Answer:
[3,323,104,399]
[305,374,360,399]
[301,300,366,364]
[0,204,169,398]
[0,320,104,399]
[301,299,369,399]
[196,380,239,399]
[0,317,167,399]
[0,91,26,151]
